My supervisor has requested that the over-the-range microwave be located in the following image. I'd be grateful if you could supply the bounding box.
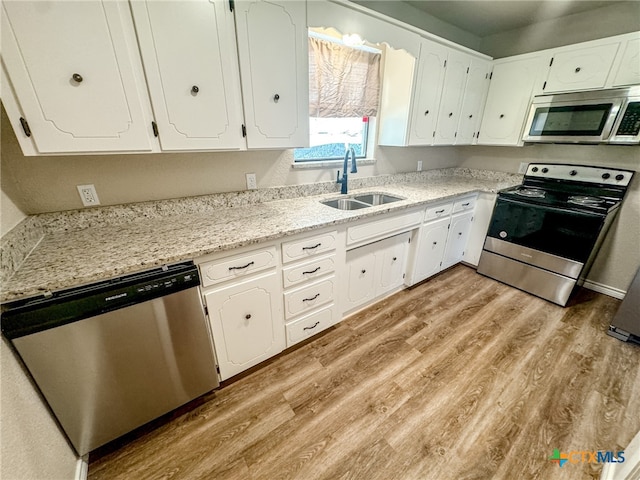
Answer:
[522,86,640,145]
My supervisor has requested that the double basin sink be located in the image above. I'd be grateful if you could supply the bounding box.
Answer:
[321,192,405,211]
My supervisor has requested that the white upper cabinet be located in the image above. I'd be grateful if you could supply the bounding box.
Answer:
[477,55,545,146]
[1,1,154,154]
[408,39,448,145]
[234,0,309,149]
[433,50,470,145]
[543,42,620,93]
[611,37,640,87]
[379,35,491,147]
[455,57,491,145]
[130,0,245,151]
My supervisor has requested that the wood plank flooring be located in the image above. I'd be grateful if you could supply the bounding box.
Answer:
[88,265,640,480]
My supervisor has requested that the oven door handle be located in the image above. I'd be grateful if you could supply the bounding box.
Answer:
[497,196,605,218]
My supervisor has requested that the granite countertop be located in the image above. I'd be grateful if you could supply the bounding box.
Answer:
[0,171,521,303]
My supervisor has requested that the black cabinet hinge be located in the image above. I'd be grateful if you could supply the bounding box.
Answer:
[489,71,493,80]
[216,365,220,375]
[229,0,234,12]
[466,67,469,74]
[444,59,447,68]
[549,57,554,67]
[242,124,247,137]
[542,81,547,90]
[203,305,208,316]
[403,273,406,279]
[152,121,159,137]
[19,117,31,137]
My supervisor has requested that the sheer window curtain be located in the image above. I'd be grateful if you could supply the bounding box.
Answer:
[308,36,381,118]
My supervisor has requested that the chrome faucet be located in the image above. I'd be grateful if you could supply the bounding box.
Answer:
[336,147,357,195]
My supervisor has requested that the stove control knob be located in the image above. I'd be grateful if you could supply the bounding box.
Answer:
[616,174,625,181]
[602,173,611,180]
[531,167,539,172]
[541,168,549,173]
[570,170,578,176]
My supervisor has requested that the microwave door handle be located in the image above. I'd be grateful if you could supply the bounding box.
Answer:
[603,100,625,140]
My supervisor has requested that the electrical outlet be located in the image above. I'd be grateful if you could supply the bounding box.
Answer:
[245,173,257,190]
[417,160,423,172]
[518,162,528,174]
[77,184,100,207]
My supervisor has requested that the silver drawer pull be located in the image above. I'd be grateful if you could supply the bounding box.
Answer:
[302,243,321,250]
[229,261,254,271]
[303,321,320,331]
[302,267,321,275]
[302,293,320,302]
[436,209,445,214]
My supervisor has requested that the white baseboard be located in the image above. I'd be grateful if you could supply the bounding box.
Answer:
[75,455,88,480]
[582,280,626,300]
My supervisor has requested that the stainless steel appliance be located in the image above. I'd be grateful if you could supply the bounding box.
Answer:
[477,164,634,306]
[608,267,640,344]
[523,86,640,144]
[1,262,219,456]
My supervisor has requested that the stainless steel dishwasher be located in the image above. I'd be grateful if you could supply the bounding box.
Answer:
[1,262,219,456]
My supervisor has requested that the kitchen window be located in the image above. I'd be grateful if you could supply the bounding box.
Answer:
[294,30,381,163]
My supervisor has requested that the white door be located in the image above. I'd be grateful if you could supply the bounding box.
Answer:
[413,217,449,283]
[204,272,284,380]
[131,0,245,151]
[433,51,469,145]
[477,56,543,146]
[234,0,309,149]
[443,211,474,269]
[408,39,447,145]
[344,247,377,312]
[612,38,640,87]
[544,43,619,92]
[1,1,153,153]
[456,57,491,145]
[377,233,410,295]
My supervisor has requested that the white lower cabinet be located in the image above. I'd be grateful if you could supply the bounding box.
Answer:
[442,211,474,269]
[410,216,449,283]
[203,271,284,381]
[344,232,411,313]
[463,192,496,267]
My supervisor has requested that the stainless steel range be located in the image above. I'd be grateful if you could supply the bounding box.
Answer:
[477,163,634,306]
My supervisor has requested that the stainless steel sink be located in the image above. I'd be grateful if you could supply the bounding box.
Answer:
[321,198,371,210]
[352,193,404,206]
[321,192,405,210]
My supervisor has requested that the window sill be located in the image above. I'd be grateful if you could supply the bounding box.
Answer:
[291,158,376,170]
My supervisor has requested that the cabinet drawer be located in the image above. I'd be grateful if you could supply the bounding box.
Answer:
[425,202,453,221]
[283,276,336,319]
[282,254,336,289]
[346,210,422,246]
[200,246,277,288]
[286,304,338,347]
[453,196,476,213]
[282,231,337,264]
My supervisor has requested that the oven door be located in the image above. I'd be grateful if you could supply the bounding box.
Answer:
[485,196,606,265]
[523,97,623,143]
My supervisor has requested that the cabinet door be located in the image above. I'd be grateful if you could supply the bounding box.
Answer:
[131,0,245,151]
[377,233,410,295]
[411,217,449,284]
[408,39,447,145]
[612,37,640,87]
[234,0,309,149]
[544,43,619,93]
[442,211,474,269]
[463,192,496,267]
[1,1,153,153]
[456,57,491,145]
[204,272,284,380]
[344,247,377,312]
[433,51,469,145]
[477,56,543,146]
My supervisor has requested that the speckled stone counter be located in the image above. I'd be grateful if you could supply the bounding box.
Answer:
[0,169,521,302]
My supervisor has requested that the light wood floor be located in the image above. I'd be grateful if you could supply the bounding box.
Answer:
[88,265,640,480]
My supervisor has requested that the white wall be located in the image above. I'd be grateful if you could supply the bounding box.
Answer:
[1,339,79,480]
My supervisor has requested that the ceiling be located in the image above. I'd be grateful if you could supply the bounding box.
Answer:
[404,0,627,37]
